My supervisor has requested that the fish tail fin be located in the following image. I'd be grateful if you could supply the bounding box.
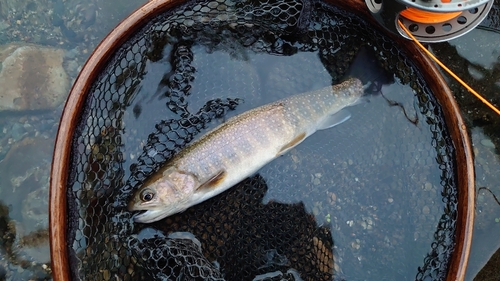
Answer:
[344,46,393,101]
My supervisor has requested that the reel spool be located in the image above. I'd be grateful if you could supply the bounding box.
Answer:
[365,0,494,42]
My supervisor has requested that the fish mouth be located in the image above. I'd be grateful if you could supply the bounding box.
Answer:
[133,209,170,223]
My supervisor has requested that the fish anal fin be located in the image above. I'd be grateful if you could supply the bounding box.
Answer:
[277,132,306,156]
[197,169,226,190]
[318,109,351,130]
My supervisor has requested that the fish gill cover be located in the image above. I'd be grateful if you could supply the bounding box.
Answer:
[65,0,458,280]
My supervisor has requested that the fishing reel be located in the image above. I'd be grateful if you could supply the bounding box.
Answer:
[365,0,494,42]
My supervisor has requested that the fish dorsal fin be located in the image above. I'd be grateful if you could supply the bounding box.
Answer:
[197,169,227,190]
[317,109,351,130]
[277,132,306,156]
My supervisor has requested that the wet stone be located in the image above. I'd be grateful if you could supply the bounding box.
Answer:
[480,138,495,149]
[0,43,69,111]
[9,123,27,142]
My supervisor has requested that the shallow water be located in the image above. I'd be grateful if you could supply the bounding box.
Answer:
[117,42,450,280]
[57,1,458,279]
[0,0,499,280]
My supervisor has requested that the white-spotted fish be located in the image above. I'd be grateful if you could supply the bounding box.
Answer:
[128,78,365,223]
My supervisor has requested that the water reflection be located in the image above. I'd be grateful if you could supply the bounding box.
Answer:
[431,19,500,281]
[0,200,51,280]
[432,39,500,154]
[0,0,147,279]
[474,245,500,280]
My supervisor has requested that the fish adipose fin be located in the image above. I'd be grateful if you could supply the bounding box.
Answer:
[317,109,351,130]
[197,169,226,190]
[277,132,306,156]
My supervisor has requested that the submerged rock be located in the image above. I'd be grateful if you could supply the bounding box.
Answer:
[0,136,53,263]
[0,136,52,220]
[0,43,69,111]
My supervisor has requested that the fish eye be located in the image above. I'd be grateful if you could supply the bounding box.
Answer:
[140,189,155,202]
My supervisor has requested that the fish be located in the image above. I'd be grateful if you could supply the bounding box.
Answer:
[128,77,365,223]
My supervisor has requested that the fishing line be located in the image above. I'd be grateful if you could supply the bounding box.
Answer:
[477,186,500,206]
[380,92,419,125]
[366,81,419,125]
[397,20,500,117]
[400,8,461,24]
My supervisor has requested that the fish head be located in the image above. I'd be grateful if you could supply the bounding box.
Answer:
[128,167,199,223]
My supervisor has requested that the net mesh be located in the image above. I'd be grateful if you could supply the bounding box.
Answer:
[64,0,458,280]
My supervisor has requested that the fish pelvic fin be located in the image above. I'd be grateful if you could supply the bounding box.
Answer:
[317,109,351,131]
[277,132,306,156]
[197,169,227,190]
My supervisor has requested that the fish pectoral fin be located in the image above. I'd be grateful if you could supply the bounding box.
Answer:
[197,169,227,190]
[317,109,351,130]
[277,132,306,156]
